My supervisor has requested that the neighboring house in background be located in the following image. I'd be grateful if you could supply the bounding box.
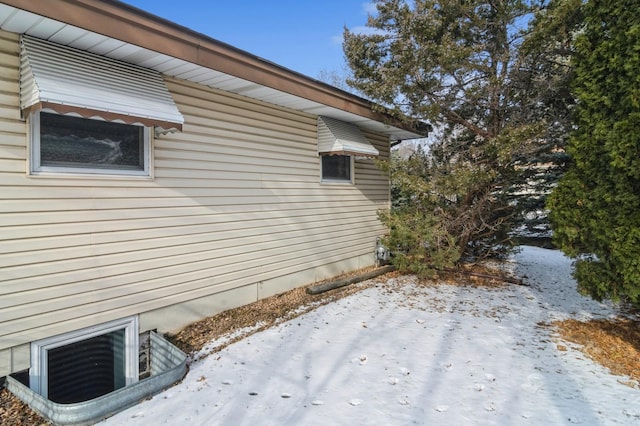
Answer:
[0,0,426,411]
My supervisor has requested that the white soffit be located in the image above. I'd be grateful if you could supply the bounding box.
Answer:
[19,35,184,130]
[317,116,380,157]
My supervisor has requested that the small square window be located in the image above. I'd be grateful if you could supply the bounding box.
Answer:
[30,112,151,176]
[30,317,139,403]
[321,155,353,183]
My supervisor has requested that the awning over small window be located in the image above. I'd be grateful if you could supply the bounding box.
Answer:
[317,116,379,157]
[19,35,184,132]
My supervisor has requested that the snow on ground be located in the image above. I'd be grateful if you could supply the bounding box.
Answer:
[102,247,640,425]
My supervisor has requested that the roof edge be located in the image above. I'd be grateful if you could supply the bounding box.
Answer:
[2,0,428,138]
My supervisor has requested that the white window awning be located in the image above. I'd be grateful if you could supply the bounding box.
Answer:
[19,35,184,132]
[317,116,379,157]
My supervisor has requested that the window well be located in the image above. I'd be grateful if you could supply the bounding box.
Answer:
[7,329,186,425]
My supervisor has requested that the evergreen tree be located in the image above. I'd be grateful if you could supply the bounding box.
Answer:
[548,0,640,304]
[509,0,581,239]
[344,0,577,273]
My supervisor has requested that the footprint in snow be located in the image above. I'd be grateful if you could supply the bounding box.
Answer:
[441,363,453,372]
[521,373,544,393]
[434,405,449,412]
[349,399,363,406]
[388,377,399,385]
[311,400,325,406]
[624,409,640,418]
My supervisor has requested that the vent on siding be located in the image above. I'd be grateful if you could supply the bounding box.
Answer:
[20,35,184,132]
[317,116,379,157]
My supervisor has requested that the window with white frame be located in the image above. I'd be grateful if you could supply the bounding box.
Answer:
[30,316,139,404]
[321,154,353,183]
[29,111,152,176]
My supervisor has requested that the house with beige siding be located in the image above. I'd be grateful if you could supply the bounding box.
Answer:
[0,0,426,415]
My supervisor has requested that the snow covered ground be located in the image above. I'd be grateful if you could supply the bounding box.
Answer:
[102,247,640,425]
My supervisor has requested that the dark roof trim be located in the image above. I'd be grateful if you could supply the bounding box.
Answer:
[3,0,429,137]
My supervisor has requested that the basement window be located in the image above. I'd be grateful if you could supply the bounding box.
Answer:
[29,317,139,404]
[29,111,152,176]
[20,35,184,178]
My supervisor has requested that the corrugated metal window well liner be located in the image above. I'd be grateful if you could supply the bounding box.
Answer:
[6,332,187,426]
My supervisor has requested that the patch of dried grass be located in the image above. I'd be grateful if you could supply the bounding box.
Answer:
[0,387,50,426]
[554,318,640,387]
[167,264,518,358]
[168,266,387,355]
[415,263,520,288]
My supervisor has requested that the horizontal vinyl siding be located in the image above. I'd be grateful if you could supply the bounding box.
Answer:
[0,32,22,197]
[0,33,389,352]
